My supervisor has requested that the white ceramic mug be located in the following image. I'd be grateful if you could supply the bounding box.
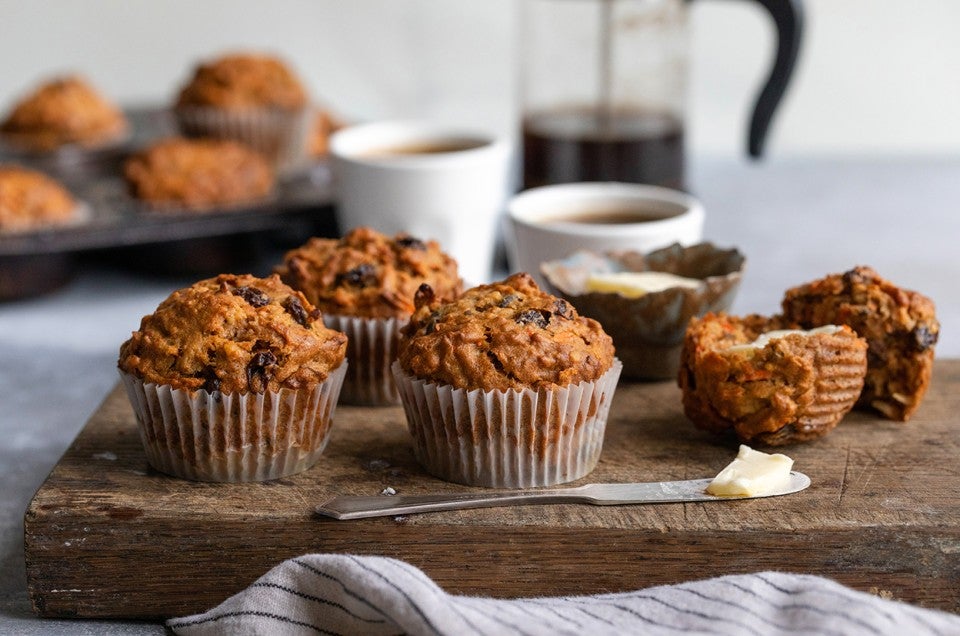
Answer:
[506,182,705,284]
[329,121,513,284]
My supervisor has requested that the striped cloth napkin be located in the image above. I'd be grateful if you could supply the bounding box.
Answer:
[167,554,960,636]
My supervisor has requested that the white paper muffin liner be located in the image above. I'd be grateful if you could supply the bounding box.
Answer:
[174,106,312,176]
[391,358,623,488]
[323,314,407,407]
[119,362,347,482]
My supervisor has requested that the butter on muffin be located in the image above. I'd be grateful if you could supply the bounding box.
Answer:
[0,75,128,152]
[393,273,622,487]
[678,312,868,446]
[781,266,939,421]
[174,52,311,173]
[123,137,274,210]
[276,226,462,406]
[0,165,79,232]
[118,273,348,482]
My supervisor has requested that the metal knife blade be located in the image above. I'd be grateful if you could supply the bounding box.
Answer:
[315,471,811,520]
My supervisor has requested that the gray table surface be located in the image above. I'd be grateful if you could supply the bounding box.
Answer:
[2,156,958,634]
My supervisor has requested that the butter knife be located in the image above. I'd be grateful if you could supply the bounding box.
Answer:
[316,471,810,520]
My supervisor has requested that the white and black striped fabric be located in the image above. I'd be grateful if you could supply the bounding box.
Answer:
[168,554,960,636]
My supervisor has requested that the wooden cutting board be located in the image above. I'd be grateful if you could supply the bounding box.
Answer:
[25,361,960,619]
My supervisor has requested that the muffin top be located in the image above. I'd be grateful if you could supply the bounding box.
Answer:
[123,137,274,208]
[276,226,463,319]
[175,53,308,110]
[398,272,615,392]
[0,75,128,151]
[119,273,347,394]
[781,266,939,351]
[0,165,77,231]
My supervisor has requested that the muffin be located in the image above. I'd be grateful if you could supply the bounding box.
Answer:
[393,272,622,487]
[678,312,868,446]
[123,137,274,210]
[0,75,128,152]
[0,165,80,232]
[276,226,462,405]
[781,266,939,421]
[308,107,341,158]
[118,273,348,481]
[174,52,311,174]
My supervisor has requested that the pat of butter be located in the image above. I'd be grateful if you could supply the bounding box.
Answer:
[706,445,794,497]
[584,271,701,298]
[726,324,842,353]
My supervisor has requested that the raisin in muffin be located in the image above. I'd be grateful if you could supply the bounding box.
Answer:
[678,312,867,446]
[118,273,347,481]
[393,273,622,487]
[276,226,462,405]
[781,266,939,421]
[0,75,128,152]
[0,165,79,232]
[174,52,311,173]
[123,137,274,210]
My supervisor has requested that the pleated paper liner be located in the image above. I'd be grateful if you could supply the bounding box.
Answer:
[392,358,622,488]
[323,314,407,407]
[119,362,346,482]
[174,106,312,177]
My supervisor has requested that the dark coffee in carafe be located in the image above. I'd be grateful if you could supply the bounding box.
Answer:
[522,108,684,190]
[519,0,802,192]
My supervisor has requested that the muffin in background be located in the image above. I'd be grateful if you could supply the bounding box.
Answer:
[678,312,868,446]
[781,266,939,422]
[308,107,342,158]
[123,136,274,210]
[174,52,311,174]
[276,226,462,405]
[394,272,622,487]
[118,273,348,482]
[0,165,81,232]
[0,75,128,152]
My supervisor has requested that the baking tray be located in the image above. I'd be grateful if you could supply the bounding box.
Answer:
[0,107,337,298]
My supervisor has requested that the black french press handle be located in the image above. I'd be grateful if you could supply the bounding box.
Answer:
[689,0,804,157]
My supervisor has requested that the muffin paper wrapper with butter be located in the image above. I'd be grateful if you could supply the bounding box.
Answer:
[392,358,623,488]
[119,362,347,482]
[324,314,407,407]
[174,106,312,176]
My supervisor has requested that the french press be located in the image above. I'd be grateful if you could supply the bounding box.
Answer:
[520,0,803,190]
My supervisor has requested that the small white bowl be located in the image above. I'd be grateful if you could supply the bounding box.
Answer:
[506,182,704,284]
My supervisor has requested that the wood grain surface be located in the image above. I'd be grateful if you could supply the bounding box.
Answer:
[24,361,960,619]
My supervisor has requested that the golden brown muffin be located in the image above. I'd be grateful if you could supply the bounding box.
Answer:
[119,273,347,395]
[398,272,615,392]
[123,137,274,209]
[678,312,868,445]
[0,75,128,151]
[176,53,307,111]
[276,227,463,319]
[781,266,939,421]
[0,165,77,231]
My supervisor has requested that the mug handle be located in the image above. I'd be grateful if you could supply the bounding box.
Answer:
[689,0,804,157]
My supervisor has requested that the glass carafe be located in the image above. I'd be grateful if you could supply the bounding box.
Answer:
[520,0,803,190]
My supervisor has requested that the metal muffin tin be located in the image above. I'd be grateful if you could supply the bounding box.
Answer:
[0,108,336,300]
